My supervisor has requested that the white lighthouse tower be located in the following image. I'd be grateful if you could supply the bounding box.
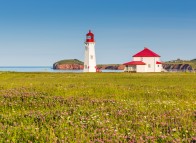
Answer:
[84,30,97,72]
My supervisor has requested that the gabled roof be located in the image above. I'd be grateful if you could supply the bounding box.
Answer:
[133,47,160,57]
[123,61,146,65]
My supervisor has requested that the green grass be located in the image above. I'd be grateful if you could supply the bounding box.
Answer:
[0,72,195,142]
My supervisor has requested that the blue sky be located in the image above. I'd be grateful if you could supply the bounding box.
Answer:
[0,0,195,66]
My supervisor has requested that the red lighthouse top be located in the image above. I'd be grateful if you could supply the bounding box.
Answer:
[86,30,94,42]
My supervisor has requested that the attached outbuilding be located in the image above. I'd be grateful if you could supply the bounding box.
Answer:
[123,47,163,72]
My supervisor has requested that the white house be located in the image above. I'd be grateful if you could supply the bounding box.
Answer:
[123,47,163,72]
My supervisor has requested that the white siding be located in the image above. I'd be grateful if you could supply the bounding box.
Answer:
[143,57,156,72]
[136,65,146,72]
[133,57,142,61]
[84,42,96,72]
[133,57,162,72]
[154,57,162,72]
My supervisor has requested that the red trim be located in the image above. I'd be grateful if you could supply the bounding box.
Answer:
[133,47,160,57]
[123,61,146,65]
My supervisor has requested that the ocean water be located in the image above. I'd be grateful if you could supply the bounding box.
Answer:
[0,67,123,73]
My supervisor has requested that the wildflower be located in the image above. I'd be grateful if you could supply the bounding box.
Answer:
[172,128,176,132]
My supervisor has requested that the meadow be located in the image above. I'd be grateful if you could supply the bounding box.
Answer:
[0,72,195,142]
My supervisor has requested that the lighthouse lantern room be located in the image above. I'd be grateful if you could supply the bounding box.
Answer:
[84,30,97,72]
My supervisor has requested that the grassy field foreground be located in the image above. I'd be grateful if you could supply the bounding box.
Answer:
[0,72,195,142]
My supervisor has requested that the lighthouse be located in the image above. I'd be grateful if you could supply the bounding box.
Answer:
[84,30,97,72]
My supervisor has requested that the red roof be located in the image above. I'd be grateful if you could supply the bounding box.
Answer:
[86,30,94,36]
[123,61,146,65]
[86,30,94,42]
[156,61,162,64]
[133,47,160,57]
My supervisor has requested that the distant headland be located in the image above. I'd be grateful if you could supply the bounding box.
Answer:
[53,59,124,70]
[53,58,196,71]
[53,59,84,70]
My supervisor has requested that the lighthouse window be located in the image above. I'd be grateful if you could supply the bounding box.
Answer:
[148,64,151,68]
[85,65,87,69]
[87,36,91,39]
[91,55,93,59]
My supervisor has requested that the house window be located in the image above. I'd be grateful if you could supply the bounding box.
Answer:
[91,55,93,59]
[141,57,143,61]
[85,65,87,69]
[148,64,151,68]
